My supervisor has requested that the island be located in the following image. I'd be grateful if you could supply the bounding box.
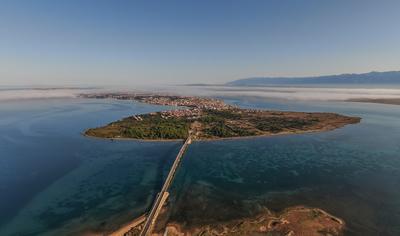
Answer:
[81,93,361,141]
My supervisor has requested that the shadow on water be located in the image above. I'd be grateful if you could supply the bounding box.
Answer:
[146,141,182,212]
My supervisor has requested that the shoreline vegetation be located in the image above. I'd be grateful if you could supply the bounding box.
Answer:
[81,93,361,141]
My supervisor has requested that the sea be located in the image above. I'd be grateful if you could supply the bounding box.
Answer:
[0,95,399,235]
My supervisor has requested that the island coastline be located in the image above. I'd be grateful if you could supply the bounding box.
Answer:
[81,93,361,141]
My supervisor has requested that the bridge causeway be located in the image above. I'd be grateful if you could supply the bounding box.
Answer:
[139,135,192,236]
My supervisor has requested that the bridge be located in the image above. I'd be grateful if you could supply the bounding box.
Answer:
[139,135,192,236]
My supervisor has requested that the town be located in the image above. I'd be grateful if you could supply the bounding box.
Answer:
[80,93,233,120]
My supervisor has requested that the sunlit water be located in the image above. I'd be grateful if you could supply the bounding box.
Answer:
[1,97,399,235]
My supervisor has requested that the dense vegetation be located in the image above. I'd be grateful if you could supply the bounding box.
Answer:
[86,114,190,139]
[203,123,256,137]
[254,117,319,133]
[122,115,189,139]
[201,110,256,137]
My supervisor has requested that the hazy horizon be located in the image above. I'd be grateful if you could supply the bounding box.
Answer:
[2,1,400,86]
[3,85,400,103]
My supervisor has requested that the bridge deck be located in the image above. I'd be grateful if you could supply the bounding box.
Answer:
[139,135,192,236]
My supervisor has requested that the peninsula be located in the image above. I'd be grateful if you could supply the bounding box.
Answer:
[82,93,361,141]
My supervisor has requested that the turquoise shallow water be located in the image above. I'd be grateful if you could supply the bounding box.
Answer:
[170,97,400,235]
[0,99,181,235]
[1,97,400,235]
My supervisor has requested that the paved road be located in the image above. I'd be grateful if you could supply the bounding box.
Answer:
[140,135,192,236]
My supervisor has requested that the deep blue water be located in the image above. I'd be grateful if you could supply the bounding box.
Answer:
[1,97,400,235]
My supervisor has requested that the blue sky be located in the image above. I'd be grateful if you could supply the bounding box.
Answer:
[1,0,400,86]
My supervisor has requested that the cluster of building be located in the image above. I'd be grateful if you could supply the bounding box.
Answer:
[81,93,234,110]
[130,115,143,121]
[80,93,137,100]
[133,95,232,110]
[160,108,202,120]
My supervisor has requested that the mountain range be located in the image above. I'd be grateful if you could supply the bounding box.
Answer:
[226,71,400,86]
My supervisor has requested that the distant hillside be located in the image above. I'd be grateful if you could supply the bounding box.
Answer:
[227,71,400,86]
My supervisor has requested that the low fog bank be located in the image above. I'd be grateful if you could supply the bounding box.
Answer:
[200,86,400,101]
[122,85,400,102]
[166,86,400,101]
[3,85,400,102]
[0,88,91,101]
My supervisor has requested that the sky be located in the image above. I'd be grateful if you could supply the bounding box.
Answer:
[1,0,400,87]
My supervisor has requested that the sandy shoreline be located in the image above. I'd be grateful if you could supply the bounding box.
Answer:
[108,214,146,236]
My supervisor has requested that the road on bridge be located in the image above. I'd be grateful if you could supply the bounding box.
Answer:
[140,135,192,236]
